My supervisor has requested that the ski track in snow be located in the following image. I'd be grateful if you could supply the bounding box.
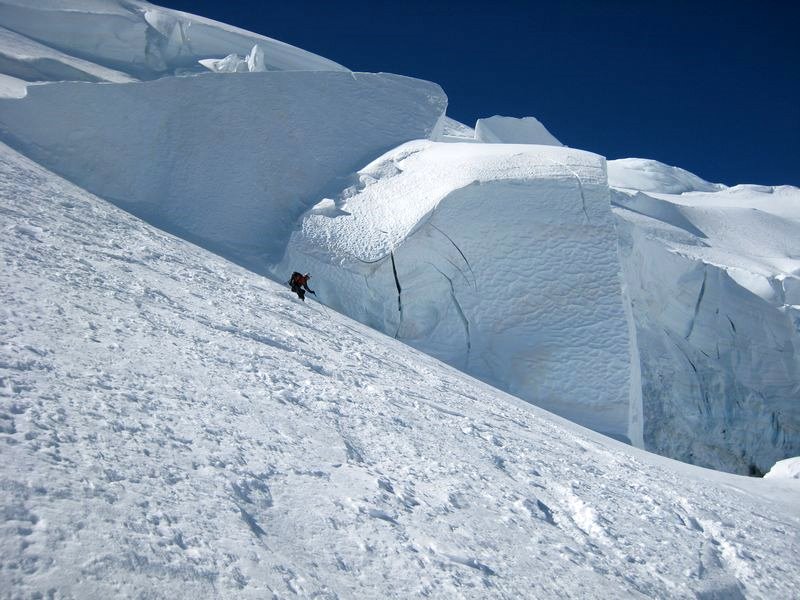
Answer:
[1,143,799,598]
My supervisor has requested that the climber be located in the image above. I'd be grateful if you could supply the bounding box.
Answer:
[288,272,315,301]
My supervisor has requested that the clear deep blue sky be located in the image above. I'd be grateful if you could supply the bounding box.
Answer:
[162,0,799,186]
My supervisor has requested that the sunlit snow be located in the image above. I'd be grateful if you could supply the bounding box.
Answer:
[1,0,799,597]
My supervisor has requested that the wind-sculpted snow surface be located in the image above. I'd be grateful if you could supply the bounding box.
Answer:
[280,141,639,442]
[611,158,800,475]
[0,71,446,268]
[3,142,800,598]
[0,0,346,81]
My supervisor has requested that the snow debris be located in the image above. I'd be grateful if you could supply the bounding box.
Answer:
[199,44,268,73]
[765,457,800,480]
[198,53,248,73]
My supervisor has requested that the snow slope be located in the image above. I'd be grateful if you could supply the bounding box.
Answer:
[0,70,446,269]
[611,158,800,474]
[279,140,640,443]
[0,0,346,83]
[3,141,800,598]
[0,0,796,488]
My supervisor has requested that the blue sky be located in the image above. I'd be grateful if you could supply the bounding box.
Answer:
[163,0,799,186]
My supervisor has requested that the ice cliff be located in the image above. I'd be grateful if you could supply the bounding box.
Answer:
[611,159,800,474]
[279,140,640,443]
[0,71,447,267]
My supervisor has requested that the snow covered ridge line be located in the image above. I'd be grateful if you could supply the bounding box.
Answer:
[608,157,725,194]
[0,0,347,85]
[3,140,800,598]
[0,69,447,270]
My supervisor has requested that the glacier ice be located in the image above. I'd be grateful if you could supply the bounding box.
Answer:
[279,140,639,442]
[433,115,476,141]
[0,0,796,477]
[611,159,800,474]
[2,137,798,599]
[0,70,447,269]
[1,2,800,595]
[0,25,135,92]
[198,44,268,73]
[0,0,347,79]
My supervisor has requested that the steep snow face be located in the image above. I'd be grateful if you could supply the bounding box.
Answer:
[611,160,800,474]
[0,71,447,269]
[3,140,800,599]
[279,141,639,442]
[474,115,562,146]
[0,0,346,82]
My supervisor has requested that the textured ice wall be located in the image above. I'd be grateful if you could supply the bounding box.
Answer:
[616,217,800,474]
[280,141,638,441]
[0,71,446,268]
[611,162,800,474]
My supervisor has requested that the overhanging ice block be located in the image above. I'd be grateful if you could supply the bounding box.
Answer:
[0,71,447,268]
[280,141,638,441]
